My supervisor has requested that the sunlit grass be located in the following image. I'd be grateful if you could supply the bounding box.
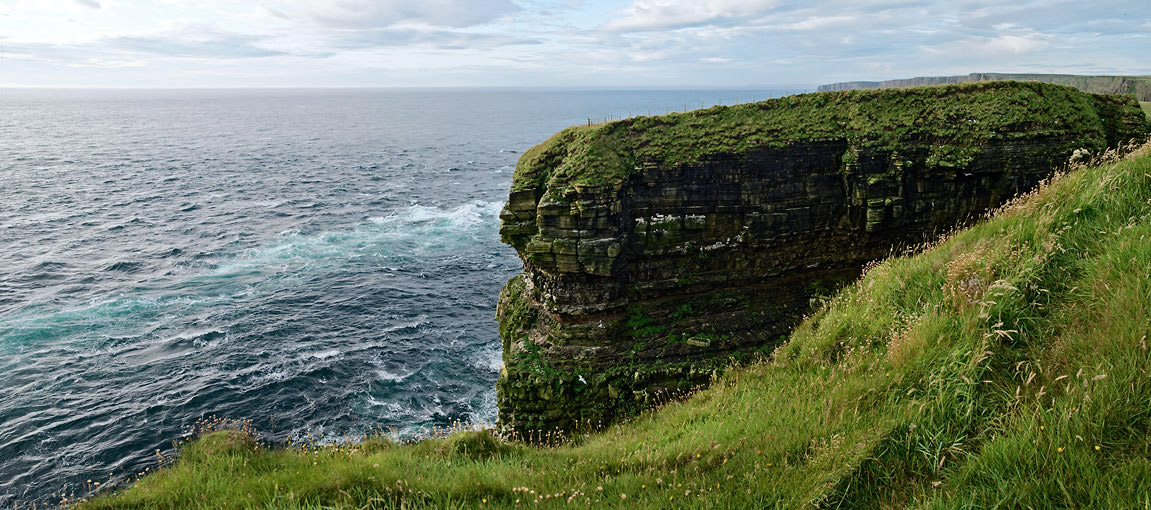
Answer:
[82,141,1151,509]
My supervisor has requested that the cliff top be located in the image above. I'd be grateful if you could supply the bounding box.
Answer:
[818,72,1151,101]
[512,81,1146,194]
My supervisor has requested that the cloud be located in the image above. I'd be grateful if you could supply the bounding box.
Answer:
[924,31,1053,57]
[601,0,780,32]
[333,28,542,50]
[2,0,1150,87]
[108,27,287,58]
[775,15,852,31]
[68,57,148,68]
[265,7,292,21]
[8,26,290,65]
[311,0,519,29]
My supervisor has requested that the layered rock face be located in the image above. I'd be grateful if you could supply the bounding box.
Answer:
[497,82,1149,435]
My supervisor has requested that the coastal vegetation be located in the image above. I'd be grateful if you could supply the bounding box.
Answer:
[512,81,1138,192]
[82,140,1151,509]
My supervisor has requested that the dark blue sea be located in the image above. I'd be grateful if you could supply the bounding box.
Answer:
[0,87,794,505]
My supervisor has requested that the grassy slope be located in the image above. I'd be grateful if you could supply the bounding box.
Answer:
[84,144,1151,509]
[1142,102,1151,119]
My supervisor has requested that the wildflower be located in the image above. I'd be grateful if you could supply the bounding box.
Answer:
[1057,447,1064,453]
[696,453,701,459]
[1095,445,1102,451]
[482,498,487,504]
[1040,426,1045,431]
[670,496,674,501]
[620,493,627,500]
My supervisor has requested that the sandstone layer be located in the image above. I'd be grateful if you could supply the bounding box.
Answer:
[496,82,1149,435]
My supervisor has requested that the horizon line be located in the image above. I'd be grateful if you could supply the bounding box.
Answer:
[0,84,819,91]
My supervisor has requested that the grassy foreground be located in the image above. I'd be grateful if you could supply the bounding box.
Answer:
[84,142,1151,509]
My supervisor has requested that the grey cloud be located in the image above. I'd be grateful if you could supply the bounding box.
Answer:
[265,7,292,21]
[333,28,542,50]
[108,33,286,58]
[599,0,1150,40]
[313,0,519,29]
[73,0,101,9]
[8,29,289,64]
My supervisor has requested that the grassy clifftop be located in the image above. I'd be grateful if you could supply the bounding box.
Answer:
[819,73,1151,101]
[82,141,1151,509]
[511,81,1144,194]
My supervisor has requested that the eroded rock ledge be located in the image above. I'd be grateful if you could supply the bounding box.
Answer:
[496,82,1148,434]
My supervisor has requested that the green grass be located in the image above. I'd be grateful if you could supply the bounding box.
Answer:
[511,81,1143,193]
[1141,102,1150,119]
[82,142,1151,509]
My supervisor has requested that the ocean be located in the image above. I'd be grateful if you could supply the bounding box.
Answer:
[0,87,795,505]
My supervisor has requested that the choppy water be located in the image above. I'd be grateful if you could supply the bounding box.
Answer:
[0,87,792,505]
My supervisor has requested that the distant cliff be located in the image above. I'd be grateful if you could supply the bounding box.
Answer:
[819,73,1151,101]
[496,82,1148,435]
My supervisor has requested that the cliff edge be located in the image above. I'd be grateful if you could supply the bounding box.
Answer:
[497,81,1148,435]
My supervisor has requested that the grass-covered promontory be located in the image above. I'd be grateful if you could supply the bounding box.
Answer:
[82,141,1151,508]
[511,81,1144,194]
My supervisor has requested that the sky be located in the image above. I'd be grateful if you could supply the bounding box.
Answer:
[0,0,1148,88]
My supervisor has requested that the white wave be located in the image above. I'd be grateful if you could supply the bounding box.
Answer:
[375,369,405,382]
[474,344,504,373]
[307,349,341,360]
[370,200,502,230]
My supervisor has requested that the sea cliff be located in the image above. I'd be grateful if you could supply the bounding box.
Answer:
[496,81,1148,434]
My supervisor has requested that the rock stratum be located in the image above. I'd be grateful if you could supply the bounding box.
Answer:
[496,81,1148,435]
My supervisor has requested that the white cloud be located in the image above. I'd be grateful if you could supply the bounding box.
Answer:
[1,0,1149,87]
[777,15,851,31]
[310,0,519,29]
[925,32,1052,57]
[601,0,779,31]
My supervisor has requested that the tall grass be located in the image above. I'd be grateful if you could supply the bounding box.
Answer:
[81,141,1151,509]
